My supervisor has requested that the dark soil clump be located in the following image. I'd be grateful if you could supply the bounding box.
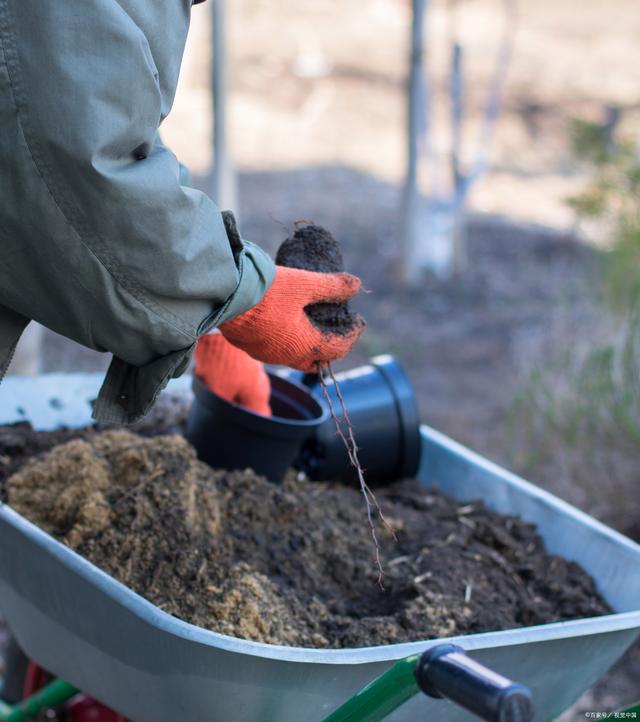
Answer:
[5,429,611,647]
[276,224,363,336]
[276,224,344,273]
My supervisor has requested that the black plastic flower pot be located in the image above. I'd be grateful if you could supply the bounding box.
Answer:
[294,355,422,485]
[186,372,329,484]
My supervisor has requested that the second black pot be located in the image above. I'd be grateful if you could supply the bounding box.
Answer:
[293,355,422,485]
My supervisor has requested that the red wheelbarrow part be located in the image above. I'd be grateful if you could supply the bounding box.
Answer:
[0,652,125,722]
[67,694,125,722]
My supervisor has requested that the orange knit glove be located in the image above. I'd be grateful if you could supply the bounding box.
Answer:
[219,266,365,372]
[194,333,271,416]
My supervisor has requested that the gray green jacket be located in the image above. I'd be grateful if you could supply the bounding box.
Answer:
[0,0,275,423]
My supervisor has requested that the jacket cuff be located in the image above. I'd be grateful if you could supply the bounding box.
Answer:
[92,239,275,425]
[92,345,194,425]
[203,239,275,331]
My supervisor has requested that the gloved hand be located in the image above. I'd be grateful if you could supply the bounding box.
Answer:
[220,266,364,372]
[194,333,271,416]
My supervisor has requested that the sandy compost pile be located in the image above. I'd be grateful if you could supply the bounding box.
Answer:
[3,428,610,648]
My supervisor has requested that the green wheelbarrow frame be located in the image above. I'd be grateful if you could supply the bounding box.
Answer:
[0,679,79,722]
[0,644,535,722]
[1,650,637,722]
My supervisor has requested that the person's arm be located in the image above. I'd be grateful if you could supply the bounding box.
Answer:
[0,0,274,421]
[3,0,273,368]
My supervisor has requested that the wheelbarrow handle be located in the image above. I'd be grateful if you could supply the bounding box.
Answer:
[416,644,534,722]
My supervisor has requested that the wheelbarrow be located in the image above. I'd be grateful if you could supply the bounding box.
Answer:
[1,372,640,721]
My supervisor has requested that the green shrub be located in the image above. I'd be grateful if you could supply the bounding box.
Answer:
[568,118,640,311]
[507,125,640,533]
[507,312,640,533]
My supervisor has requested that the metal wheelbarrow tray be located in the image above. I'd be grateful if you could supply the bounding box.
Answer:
[0,373,639,722]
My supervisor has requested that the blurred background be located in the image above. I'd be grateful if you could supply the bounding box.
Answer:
[7,0,640,713]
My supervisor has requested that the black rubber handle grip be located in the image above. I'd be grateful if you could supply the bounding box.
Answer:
[415,644,534,722]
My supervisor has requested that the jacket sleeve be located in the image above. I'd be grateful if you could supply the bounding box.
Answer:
[2,0,275,420]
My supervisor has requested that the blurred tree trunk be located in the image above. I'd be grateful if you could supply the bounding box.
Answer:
[398,0,429,288]
[398,0,515,289]
[211,0,237,212]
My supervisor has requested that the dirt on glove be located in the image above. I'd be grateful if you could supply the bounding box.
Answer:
[4,428,610,648]
[276,224,363,336]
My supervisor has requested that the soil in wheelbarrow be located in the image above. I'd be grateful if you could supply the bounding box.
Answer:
[2,427,610,648]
